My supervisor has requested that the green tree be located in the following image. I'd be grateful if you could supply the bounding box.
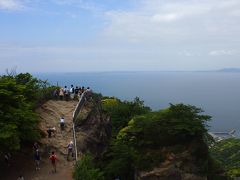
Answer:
[0,72,56,153]
[100,104,211,179]
[73,154,104,180]
[0,76,40,152]
[118,104,211,147]
[102,97,151,136]
[15,73,55,107]
[211,138,240,178]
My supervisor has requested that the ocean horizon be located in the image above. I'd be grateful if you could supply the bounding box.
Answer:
[34,71,240,136]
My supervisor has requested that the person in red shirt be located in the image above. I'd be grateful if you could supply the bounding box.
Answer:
[49,151,57,173]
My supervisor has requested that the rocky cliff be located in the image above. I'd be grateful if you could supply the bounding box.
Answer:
[135,144,208,180]
[75,98,112,157]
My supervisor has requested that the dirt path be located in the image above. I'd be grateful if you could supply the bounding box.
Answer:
[38,100,77,157]
[0,100,77,180]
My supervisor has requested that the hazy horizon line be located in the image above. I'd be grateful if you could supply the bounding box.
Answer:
[1,68,240,75]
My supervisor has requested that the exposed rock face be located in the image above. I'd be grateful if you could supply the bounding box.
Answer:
[75,99,111,157]
[136,156,207,180]
[138,169,206,180]
[136,142,208,180]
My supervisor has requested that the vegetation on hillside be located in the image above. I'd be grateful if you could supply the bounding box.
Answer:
[74,95,224,180]
[211,138,240,178]
[0,72,230,179]
[102,97,151,136]
[0,72,56,153]
[73,154,104,180]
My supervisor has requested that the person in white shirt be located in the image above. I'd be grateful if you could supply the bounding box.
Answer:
[70,85,75,100]
[60,117,65,130]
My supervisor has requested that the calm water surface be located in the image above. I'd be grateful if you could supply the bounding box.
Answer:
[35,72,240,135]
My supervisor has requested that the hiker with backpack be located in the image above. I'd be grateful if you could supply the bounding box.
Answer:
[66,141,74,160]
[49,151,57,173]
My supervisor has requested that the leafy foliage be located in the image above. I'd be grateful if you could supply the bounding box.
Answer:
[98,103,211,179]
[211,138,240,177]
[73,154,104,180]
[0,73,56,153]
[118,104,211,147]
[14,73,57,107]
[102,97,151,136]
[101,140,137,180]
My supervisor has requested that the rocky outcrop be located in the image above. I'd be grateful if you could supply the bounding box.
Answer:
[136,151,207,180]
[135,141,209,180]
[75,98,111,157]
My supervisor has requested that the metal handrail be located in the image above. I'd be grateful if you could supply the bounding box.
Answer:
[72,91,87,161]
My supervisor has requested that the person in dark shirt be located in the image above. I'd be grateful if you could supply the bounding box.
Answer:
[74,86,79,94]
[34,149,40,170]
[33,142,40,151]
[47,127,56,138]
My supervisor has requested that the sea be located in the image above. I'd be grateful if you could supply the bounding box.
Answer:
[35,71,240,136]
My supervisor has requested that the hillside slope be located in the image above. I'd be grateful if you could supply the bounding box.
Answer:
[37,100,77,156]
[0,100,77,180]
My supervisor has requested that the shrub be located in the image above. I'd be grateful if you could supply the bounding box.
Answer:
[73,154,104,180]
[102,96,151,136]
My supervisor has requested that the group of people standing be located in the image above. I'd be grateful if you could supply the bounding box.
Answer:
[53,85,91,101]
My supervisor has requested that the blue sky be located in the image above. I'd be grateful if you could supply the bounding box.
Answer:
[0,0,240,72]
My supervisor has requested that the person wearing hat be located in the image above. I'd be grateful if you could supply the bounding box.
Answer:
[66,141,74,160]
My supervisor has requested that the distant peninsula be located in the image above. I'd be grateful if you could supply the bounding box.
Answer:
[217,68,240,72]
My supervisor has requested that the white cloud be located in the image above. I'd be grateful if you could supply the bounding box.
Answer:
[0,0,24,10]
[152,13,179,22]
[178,50,201,57]
[209,50,239,56]
[102,0,240,44]
[1,0,240,71]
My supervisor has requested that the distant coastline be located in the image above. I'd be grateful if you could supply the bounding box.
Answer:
[31,68,240,74]
[2,68,240,75]
[217,68,240,73]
